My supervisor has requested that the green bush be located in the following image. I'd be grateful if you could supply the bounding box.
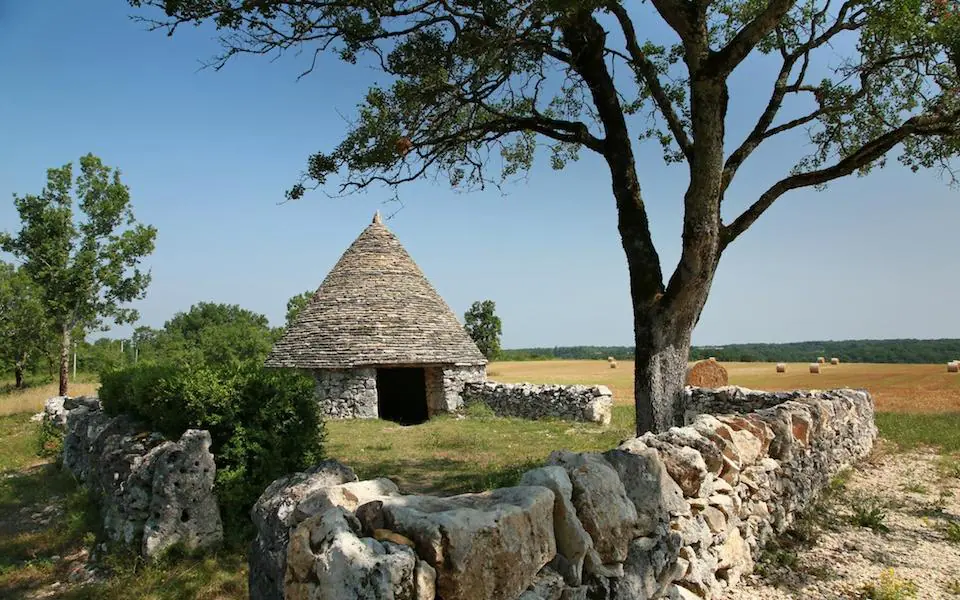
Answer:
[36,418,64,460]
[100,363,325,536]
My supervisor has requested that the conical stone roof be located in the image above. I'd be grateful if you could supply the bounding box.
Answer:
[265,213,487,369]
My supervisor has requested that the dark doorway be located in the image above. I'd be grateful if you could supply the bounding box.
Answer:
[376,367,428,425]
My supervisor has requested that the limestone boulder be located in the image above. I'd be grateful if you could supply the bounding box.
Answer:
[518,568,566,600]
[142,429,223,557]
[294,478,400,522]
[285,507,425,600]
[249,460,358,600]
[614,531,683,600]
[547,451,638,564]
[356,486,556,600]
[602,445,687,534]
[43,396,68,428]
[716,527,752,587]
[520,466,594,586]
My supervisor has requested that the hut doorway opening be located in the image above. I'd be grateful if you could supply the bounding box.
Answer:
[376,367,428,424]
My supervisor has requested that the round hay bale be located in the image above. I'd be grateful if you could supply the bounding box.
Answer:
[686,360,728,388]
[708,356,717,362]
[609,360,618,369]
[776,363,787,373]
[809,363,821,374]
[830,357,840,365]
[948,362,959,373]
[817,357,826,364]
[607,356,615,362]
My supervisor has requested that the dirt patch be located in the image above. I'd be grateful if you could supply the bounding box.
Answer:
[734,449,960,599]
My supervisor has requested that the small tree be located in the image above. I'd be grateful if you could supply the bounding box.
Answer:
[1,155,157,395]
[285,290,314,327]
[464,300,503,360]
[0,262,51,387]
[130,0,960,433]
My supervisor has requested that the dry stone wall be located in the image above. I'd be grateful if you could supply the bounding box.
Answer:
[312,368,378,419]
[313,365,486,419]
[463,382,614,425]
[250,386,876,600]
[46,396,223,558]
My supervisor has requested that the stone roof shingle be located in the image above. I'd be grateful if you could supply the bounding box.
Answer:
[265,213,487,369]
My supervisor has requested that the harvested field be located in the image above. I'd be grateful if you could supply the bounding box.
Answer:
[490,360,960,413]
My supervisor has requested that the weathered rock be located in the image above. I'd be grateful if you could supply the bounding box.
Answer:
[250,460,358,600]
[142,429,223,557]
[358,486,556,600]
[642,441,707,498]
[414,560,436,600]
[615,532,683,600]
[294,478,399,522]
[520,466,594,586]
[518,568,565,600]
[603,445,688,533]
[43,396,68,428]
[286,507,419,600]
[716,527,751,587]
[547,452,638,563]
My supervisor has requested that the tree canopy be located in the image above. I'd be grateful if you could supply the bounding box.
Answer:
[0,262,52,386]
[129,0,960,432]
[285,290,315,327]
[134,302,279,369]
[464,299,503,360]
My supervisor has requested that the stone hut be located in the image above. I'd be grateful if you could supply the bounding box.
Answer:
[265,212,487,423]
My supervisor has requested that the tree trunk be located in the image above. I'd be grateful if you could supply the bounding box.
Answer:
[59,327,70,396]
[632,311,693,434]
[15,362,24,389]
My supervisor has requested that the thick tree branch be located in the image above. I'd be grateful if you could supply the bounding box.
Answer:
[721,110,960,247]
[649,0,695,43]
[706,0,797,75]
[721,1,868,190]
[607,2,693,160]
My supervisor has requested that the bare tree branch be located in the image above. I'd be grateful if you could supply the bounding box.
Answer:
[721,110,960,247]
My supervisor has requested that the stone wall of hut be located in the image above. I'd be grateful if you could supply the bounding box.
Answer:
[313,365,487,420]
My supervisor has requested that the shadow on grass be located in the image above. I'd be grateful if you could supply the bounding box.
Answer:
[349,455,544,496]
[0,462,100,600]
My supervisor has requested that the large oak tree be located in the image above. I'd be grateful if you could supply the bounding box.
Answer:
[130,0,960,433]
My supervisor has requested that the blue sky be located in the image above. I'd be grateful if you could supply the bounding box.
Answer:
[1,1,958,348]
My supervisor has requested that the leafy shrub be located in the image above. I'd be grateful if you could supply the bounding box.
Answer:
[862,568,918,600]
[36,418,64,460]
[849,496,890,533]
[100,363,325,536]
[945,520,960,544]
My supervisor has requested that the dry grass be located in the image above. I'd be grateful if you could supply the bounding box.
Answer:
[0,382,99,417]
[490,360,960,413]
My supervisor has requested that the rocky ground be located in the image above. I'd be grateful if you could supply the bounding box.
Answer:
[735,446,960,599]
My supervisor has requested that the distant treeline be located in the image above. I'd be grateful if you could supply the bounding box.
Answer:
[498,339,960,364]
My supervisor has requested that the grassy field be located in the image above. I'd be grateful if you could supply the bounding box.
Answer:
[490,360,960,413]
[0,380,100,418]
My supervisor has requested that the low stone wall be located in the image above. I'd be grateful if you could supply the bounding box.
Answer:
[249,387,876,600]
[462,381,614,425]
[45,396,223,558]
